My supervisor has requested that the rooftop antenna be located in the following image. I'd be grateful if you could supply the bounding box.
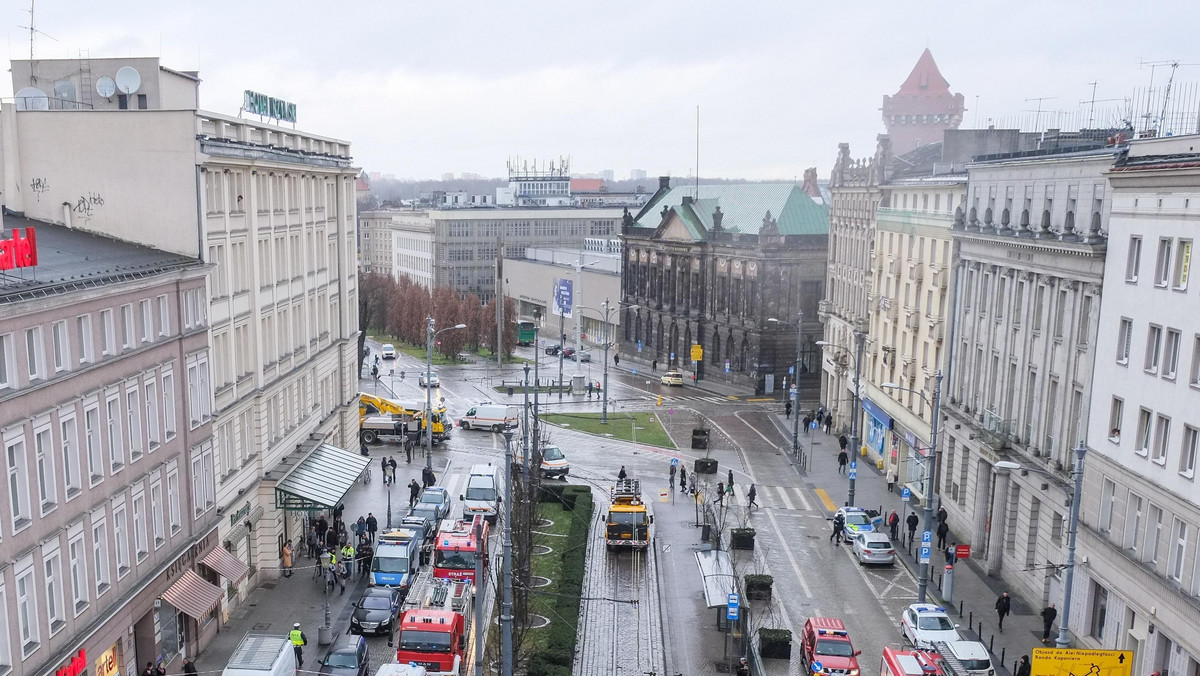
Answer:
[1139,60,1200,133]
[974,95,980,127]
[17,0,57,86]
[1023,97,1057,133]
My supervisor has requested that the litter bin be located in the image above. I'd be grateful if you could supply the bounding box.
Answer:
[507,386,514,396]
[691,428,710,450]
[694,457,718,474]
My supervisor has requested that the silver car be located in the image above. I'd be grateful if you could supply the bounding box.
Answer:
[852,531,896,566]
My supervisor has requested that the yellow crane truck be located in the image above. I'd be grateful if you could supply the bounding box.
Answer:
[605,479,653,551]
[358,392,449,445]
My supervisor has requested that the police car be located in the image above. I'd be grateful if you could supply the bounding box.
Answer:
[836,507,881,543]
[899,603,962,649]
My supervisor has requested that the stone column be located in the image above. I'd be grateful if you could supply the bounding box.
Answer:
[987,461,1020,576]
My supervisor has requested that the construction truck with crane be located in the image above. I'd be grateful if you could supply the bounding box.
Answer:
[604,479,653,551]
[359,393,450,445]
[394,572,475,676]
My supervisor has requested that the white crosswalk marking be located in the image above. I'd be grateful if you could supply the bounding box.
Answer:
[775,485,796,510]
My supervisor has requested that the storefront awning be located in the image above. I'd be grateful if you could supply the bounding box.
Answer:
[274,443,371,511]
[202,547,250,582]
[695,548,737,608]
[161,570,223,620]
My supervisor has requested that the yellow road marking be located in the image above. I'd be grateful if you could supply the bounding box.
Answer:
[747,397,775,402]
[814,488,838,512]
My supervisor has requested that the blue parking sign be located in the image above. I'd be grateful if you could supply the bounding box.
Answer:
[901,487,912,500]
[921,530,932,544]
[919,546,931,564]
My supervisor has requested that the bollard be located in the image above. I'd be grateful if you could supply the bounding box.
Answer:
[943,565,954,605]
[968,611,973,627]
[989,633,995,652]
[1000,648,1006,668]
[978,621,984,638]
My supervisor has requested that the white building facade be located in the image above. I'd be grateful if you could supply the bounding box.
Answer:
[1074,135,1200,674]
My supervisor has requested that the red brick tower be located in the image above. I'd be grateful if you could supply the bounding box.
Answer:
[882,49,965,155]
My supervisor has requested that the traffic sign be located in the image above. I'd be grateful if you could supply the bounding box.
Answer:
[811,662,824,673]
[1031,648,1133,676]
[658,489,669,502]
[725,359,731,373]
[849,461,857,470]
[727,593,740,608]
[809,420,818,429]
[789,365,795,375]
[637,340,643,352]
[670,352,675,360]
[848,471,857,480]
[727,605,740,621]
[919,546,931,564]
[670,458,679,467]
[901,487,912,500]
[921,530,932,544]
[790,389,797,401]
[691,344,703,362]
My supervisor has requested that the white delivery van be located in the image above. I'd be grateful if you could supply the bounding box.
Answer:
[375,664,427,676]
[461,463,500,523]
[458,404,520,432]
[222,634,295,676]
[540,445,570,479]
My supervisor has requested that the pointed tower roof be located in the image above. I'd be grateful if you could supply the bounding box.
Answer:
[894,48,951,96]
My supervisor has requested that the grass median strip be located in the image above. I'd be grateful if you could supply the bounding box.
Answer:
[539,411,675,448]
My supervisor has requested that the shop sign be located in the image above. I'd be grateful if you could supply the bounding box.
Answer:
[230,500,251,527]
[0,227,38,271]
[96,645,121,676]
[56,649,86,676]
[243,90,297,123]
[166,530,216,580]
[904,431,917,447]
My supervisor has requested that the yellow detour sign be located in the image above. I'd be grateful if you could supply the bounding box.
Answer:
[691,344,703,361]
[1031,648,1133,676]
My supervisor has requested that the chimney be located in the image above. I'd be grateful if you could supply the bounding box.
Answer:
[681,196,694,206]
[658,176,671,191]
[801,168,820,199]
[712,206,724,231]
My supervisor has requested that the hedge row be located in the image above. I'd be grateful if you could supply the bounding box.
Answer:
[528,486,594,676]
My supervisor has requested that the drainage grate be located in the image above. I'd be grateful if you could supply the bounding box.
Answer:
[713,661,733,673]
[251,623,272,631]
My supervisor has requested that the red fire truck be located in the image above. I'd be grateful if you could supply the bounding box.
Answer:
[395,572,474,676]
[433,516,488,583]
[880,647,947,676]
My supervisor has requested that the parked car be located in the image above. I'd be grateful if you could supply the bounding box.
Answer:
[417,486,453,520]
[545,344,561,355]
[900,603,962,650]
[381,344,396,359]
[350,587,402,635]
[561,347,576,359]
[660,370,684,386]
[418,373,440,388]
[409,503,443,533]
[852,531,896,566]
[318,635,370,676]
[836,507,882,542]
[573,351,592,362]
[540,445,570,479]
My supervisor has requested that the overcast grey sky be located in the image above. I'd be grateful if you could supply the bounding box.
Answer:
[4,1,1198,180]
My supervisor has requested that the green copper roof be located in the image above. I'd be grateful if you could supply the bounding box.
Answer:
[636,183,829,237]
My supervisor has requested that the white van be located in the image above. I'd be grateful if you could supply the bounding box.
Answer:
[941,640,994,676]
[540,445,570,479]
[375,665,427,676]
[461,463,500,523]
[458,404,520,432]
[222,635,295,676]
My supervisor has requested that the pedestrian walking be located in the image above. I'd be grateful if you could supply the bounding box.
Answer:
[747,484,758,509]
[802,415,812,435]
[306,526,319,559]
[340,543,355,578]
[316,516,329,542]
[945,542,957,566]
[325,527,338,549]
[906,512,919,546]
[727,469,735,493]
[837,450,849,474]
[652,359,657,371]
[336,561,347,594]
[366,513,378,542]
[689,474,697,496]
[1041,603,1058,643]
[388,456,398,483]
[422,465,436,488]
[409,479,421,509]
[716,481,725,506]
[380,456,389,485]
[355,516,367,541]
[886,470,897,492]
[995,591,1011,632]
[1016,656,1031,676]
[817,405,825,420]
[357,542,372,578]
[785,401,793,419]
[937,505,948,524]
[669,462,677,482]
[679,466,688,494]
[404,436,414,463]
[736,657,751,676]
[290,623,308,668]
[182,658,198,676]
[888,510,900,540]
[936,520,950,549]
[830,512,846,543]
[824,412,833,434]
[839,434,849,451]
[587,381,593,399]
[618,465,628,480]
[282,540,294,578]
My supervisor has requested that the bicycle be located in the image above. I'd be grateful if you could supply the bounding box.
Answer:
[361,465,372,485]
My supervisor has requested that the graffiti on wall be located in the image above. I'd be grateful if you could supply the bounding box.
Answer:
[30,178,51,200]
[72,192,105,222]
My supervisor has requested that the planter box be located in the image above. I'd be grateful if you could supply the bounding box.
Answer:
[730,528,756,550]
[745,574,773,601]
[759,628,792,659]
[694,457,719,474]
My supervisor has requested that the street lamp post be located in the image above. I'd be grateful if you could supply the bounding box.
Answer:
[500,429,516,675]
[882,370,943,603]
[577,299,626,424]
[817,328,866,506]
[768,313,804,464]
[425,319,466,469]
[1056,443,1087,648]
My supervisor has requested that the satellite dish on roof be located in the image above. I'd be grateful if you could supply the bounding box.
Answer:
[15,87,49,110]
[96,76,116,98]
[114,66,141,94]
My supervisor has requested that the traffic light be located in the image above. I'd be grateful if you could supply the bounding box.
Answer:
[657,395,663,407]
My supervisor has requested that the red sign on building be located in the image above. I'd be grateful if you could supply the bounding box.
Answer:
[0,227,38,271]
[956,544,972,560]
[56,649,86,676]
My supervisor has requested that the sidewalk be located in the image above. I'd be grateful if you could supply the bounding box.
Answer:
[766,411,1046,676]
[193,451,449,675]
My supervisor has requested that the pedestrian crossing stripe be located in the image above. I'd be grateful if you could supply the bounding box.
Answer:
[728,484,812,512]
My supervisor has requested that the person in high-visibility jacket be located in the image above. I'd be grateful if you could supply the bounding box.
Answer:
[289,622,308,668]
[340,544,355,579]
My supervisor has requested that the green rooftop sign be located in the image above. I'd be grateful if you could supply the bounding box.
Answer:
[243,90,297,123]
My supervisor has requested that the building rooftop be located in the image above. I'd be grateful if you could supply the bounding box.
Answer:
[635,183,829,237]
[0,214,201,303]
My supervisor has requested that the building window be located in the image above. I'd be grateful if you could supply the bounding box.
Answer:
[1169,518,1188,581]
[157,295,170,337]
[1163,329,1181,380]
[1173,239,1192,290]
[132,491,147,561]
[113,502,130,578]
[150,481,164,547]
[34,427,56,514]
[1032,286,1045,332]
[162,369,177,440]
[1153,415,1171,464]
[85,405,102,485]
[167,467,181,534]
[0,333,13,389]
[1145,324,1163,373]
[52,320,70,372]
[145,377,160,450]
[68,535,88,614]
[92,518,110,595]
[44,551,64,634]
[6,435,32,532]
[127,387,142,460]
[106,395,124,473]
[120,304,134,349]
[76,315,94,365]
[1135,408,1153,455]
[15,564,38,656]
[1181,425,1198,479]
[1124,493,1143,553]
[1155,238,1172,287]
[187,355,211,428]
[1050,510,1064,544]
[1077,296,1093,344]
[100,309,114,356]
[1145,504,1164,563]
[1053,289,1068,339]
[1099,478,1116,532]
[1193,335,1200,386]
[25,326,45,381]
[1126,236,1142,282]
[1116,318,1132,364]
[1108,398,1123,443]
[191,446,215,516]
[60,415,81,499]
[140,299,153,343]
